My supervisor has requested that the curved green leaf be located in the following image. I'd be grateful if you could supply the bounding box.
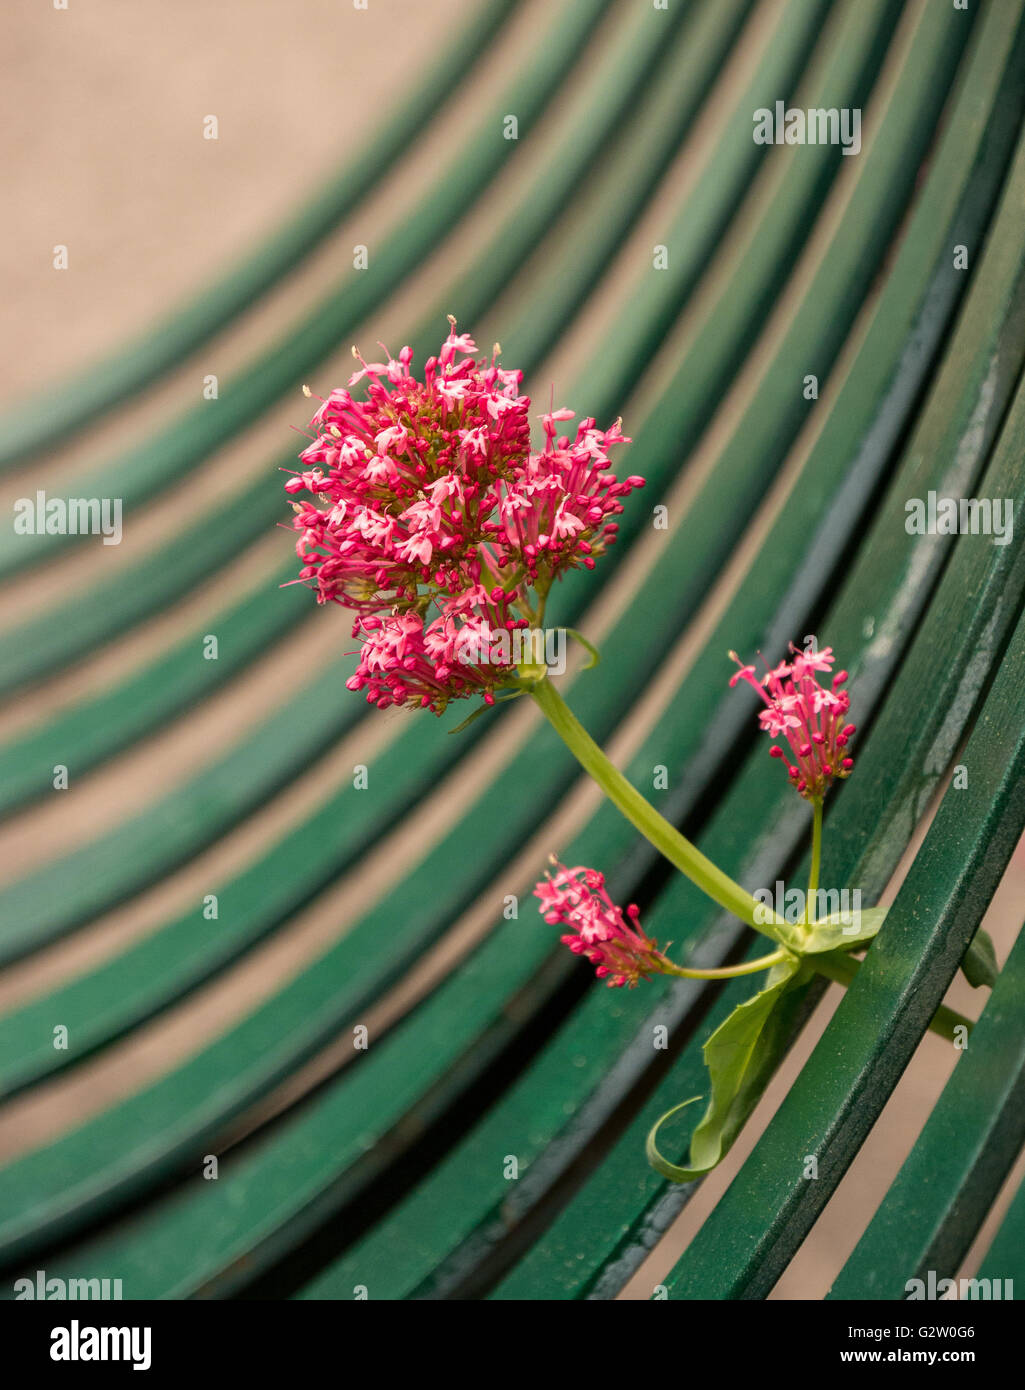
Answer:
[798,904,888,954]
[961,927,998,989]
[646,957,805,1183]
[565,627,602,669]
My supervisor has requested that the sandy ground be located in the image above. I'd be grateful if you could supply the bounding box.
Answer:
[0,0,475,399]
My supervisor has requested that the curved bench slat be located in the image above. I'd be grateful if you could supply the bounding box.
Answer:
[977,1152,1025,1286]
[829,915,1025,1299]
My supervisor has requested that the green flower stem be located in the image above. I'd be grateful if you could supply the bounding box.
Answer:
[806,795,823,925]
[812,949,971,1043]
[663,948,789,980]
[528,675,784,940]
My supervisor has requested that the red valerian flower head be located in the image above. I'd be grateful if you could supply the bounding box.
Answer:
[729,643,855,800]
[284,319,642,714]
[536,860,667,988]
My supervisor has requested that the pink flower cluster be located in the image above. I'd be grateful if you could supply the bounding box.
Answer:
[286,321,642,713]
[729,644,855,799]
[535,861,666,988]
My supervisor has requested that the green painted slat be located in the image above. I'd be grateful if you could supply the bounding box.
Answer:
[0,655,363,961]
[462,0,757,376]
[0,0,622,583]
[541,0,894,641]
[0,644,545,1098]
[494,0,816,376]
[0,0,708,696]
[489,943,802,1299]
[0,0,831,1078]
[0,0,522,468]
[829,916,1025,1299]
[299,891,803,1295]
[977,1162,1025,1286]
[0,561,303,820]
[619,0,969,517]
[303,940,686,1300]
[0,478,283,699]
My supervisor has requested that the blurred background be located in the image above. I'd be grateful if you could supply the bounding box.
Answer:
[2,0,1024,1300]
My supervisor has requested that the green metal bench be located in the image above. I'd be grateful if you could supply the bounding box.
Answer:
[3,0,1025,1301]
